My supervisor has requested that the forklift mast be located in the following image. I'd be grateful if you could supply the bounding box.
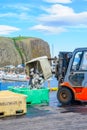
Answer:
[55,51,72,85]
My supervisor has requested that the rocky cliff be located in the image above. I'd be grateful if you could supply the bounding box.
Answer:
[0,37,51,67]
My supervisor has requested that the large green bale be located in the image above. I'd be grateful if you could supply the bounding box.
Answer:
[8,87,50,105]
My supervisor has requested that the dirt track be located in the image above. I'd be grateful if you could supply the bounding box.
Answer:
[1,91,87,130]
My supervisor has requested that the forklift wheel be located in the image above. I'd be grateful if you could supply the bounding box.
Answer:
[57,87,72,105]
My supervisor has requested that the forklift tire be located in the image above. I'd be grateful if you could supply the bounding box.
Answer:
[57,87,72,105]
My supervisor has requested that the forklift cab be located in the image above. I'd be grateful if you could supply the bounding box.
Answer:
[57,48,87,105]
[65,48,87,87]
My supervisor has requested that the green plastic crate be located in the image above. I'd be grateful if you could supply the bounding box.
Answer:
[8,87,50,105]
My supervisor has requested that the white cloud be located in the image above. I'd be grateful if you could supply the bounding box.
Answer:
[0,25,20,35]
[41,4,74,15]
[0,4,31,20]
[38,4,87,27]
[43,0,72,3]
[30,24,67,34]
[0,12,31,20]
[18,13,30,20]
[2,4,30,12]
[11,4,30,11]
[29,4,87,34]
[0,13,17,17]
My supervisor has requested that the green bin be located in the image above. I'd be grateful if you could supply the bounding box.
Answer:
[8,87,50,105]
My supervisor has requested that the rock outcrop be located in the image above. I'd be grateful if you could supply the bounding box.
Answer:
[0,37,51,67]
[0,37,22,67]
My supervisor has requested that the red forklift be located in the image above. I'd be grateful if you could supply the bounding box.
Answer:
[55,48,87,105]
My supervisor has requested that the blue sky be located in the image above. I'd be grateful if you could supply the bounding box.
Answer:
[0,0,87,57]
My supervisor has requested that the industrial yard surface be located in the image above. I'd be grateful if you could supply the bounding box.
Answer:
[0,91,87,130]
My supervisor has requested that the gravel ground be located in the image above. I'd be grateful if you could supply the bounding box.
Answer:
[1,91,87,130]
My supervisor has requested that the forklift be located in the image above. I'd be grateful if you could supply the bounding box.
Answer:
[55,48,87,105]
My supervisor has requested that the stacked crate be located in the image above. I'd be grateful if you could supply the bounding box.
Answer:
[0,91,27,117]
